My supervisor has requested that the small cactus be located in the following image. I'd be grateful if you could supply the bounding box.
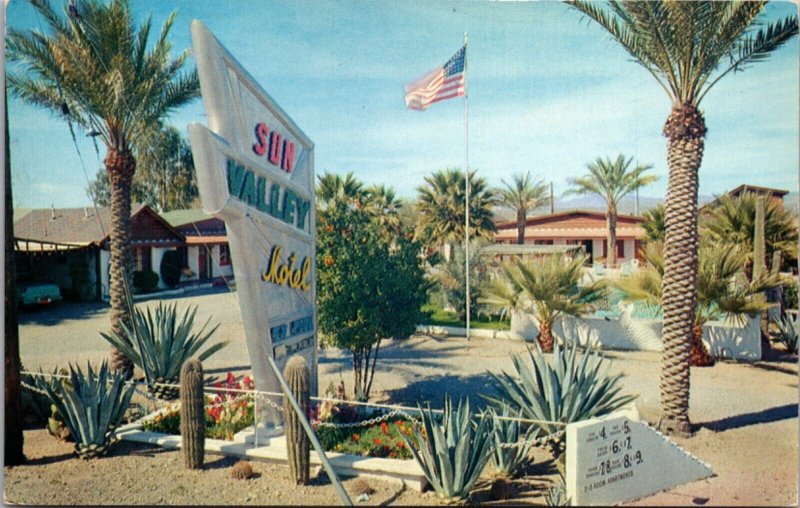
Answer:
[351,478,374,496]
[283,355,310,485]
[180,359,205,470]
[230,460,254,480]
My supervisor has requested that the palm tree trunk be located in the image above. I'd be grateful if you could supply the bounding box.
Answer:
[658,104,706,437]
[516,209,525,245]
[690,323,714,367]
[4,92,25,465]
[106,148,136,377]
[538,321,554,353]
[607,205,618,268]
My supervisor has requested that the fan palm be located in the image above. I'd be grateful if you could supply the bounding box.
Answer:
[565,155,655,268]
[701,192,797,273]
[364,183,403,236]
[497,172,549,245]
[481,254,603,352]
[316,171,365,209]
[7,0,200,375]
[615,241,784,366]
[567,0,797,436]
[415,168,497,252]
[642,204,666,243]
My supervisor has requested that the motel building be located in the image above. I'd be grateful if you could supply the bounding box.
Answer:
[161,209,234,285]
[492,209,646,266]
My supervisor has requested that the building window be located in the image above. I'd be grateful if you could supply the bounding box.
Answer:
[533,239,554,245]
[134,247,152,272]
[219,244,231,266]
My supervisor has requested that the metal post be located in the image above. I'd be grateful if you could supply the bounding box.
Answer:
[464,32,470,341]
[267,356,352,506]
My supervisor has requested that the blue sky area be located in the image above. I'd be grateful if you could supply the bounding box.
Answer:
[6,0,800,209]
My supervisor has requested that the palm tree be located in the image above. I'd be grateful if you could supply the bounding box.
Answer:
[8,0,200,375]
[415,168,497,253]
[364,184,403,236]
[615,241,782,366]
[316,171,365,209]
[567,1,797,436]
[642,204,666,243]
[701,192,797,274]
[481,254,603,352]
[566,154,655,268]
[497,172,549,245]
[428,240,486,321]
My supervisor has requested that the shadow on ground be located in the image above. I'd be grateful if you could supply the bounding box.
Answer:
[383,372,498,408]
[700,403,798,432]
[18,301,107,326]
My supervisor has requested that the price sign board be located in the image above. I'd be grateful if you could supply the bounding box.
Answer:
[188,20,317,428]
[566,414,713,505]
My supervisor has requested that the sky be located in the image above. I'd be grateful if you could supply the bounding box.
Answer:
[6,0,800,209]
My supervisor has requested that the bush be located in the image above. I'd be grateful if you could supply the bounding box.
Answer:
[427,241,486,321]
[159,250,183,288]
[784,282,798,312]
[132,270,159,292]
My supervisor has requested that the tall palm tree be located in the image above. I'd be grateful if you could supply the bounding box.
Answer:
[481,254,603,352]
[364,183,403,236]
[8,0,200,374]
[497,171,549,245]
[701,192,797,273]
[316,171,365,209]
[567,1,797,436]
[615,241,782,366]
[415,168,497,252]
[566,154,655,268]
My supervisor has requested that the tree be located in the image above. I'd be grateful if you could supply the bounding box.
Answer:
[5,85,25,466]
[701,192,797,274]
[415,168,497,252]
[317,199,427,401]
[497,172,549,245]
[567,1,797,436]
[316,171,365,210]
[8,0,200,375]
[481,254,603,352]
[87,124,198,212]
[428,240,486,322]
[642,204,666,243]
[615,241,782,366]
[565,154,655,268]
[363,183,403,237]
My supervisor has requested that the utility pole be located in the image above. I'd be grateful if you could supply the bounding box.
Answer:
[550,182,555,214]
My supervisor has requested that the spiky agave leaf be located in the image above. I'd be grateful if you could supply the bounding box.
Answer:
[401,397,494,502]
[489,404,539,478]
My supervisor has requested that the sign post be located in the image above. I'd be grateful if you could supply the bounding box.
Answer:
[188,20,317,431]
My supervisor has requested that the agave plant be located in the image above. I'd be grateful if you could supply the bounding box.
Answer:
[401,397,493,503]
[774,313,799,355]
[484,340,635,459]
[35,362,135,459]
[488,404,539,479]
[100,302,226,400]
[545,480,570,507]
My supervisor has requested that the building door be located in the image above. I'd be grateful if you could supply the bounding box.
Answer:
[582,240,593,263]
[198,248,207,280]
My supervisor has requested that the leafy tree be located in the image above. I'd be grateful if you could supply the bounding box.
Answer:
[642,204,665,243]
[415,168,497,252]
[88,125,197,212]
[615,241,783,366]
[701,192,797,273]
[497,172,549,245]
[481,254,603,352]
[428,240,486,321]
[8,0,200,375]
[565,154,655,268]
[316,171,365,210]
[567,0,797,436]
[317,200,427,401]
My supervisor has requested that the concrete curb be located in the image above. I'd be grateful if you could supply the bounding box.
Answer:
[416,324,521,341]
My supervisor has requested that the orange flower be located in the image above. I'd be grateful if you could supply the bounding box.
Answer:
[373,438,382,446]
[323,255,334,267]
[380,422,389,435]
[396,441,404,449]
[352,434,359,442]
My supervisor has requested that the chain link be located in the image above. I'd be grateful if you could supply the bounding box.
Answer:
[20,380,50,396]
[495,429,565,449]
[313,407,419,429]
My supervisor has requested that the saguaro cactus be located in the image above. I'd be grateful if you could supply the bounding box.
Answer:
[283,355,310,485]
[180,359,204,470]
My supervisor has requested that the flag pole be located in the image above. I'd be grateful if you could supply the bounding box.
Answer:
[463,32,470,341]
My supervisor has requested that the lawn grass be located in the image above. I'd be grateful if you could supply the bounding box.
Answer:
[421,303,510,331]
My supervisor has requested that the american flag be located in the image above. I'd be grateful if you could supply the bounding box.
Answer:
[404,46,466,111]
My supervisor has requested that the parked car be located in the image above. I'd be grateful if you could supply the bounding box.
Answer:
[17,282,63,306]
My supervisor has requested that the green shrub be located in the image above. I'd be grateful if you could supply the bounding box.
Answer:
[34,361,135,459]
[784,283,798,311]
[132,270,159,292]
[159,250,183,288]
[402,397,493,502]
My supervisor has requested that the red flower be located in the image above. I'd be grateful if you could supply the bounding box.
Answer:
[373,438,382,446]
[396,441,404,449]
[380,422,389,435]
[226,372,235,385]
[352,434,360,442]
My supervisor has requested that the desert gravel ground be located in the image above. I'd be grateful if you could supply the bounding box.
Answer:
[6,287,799,505]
